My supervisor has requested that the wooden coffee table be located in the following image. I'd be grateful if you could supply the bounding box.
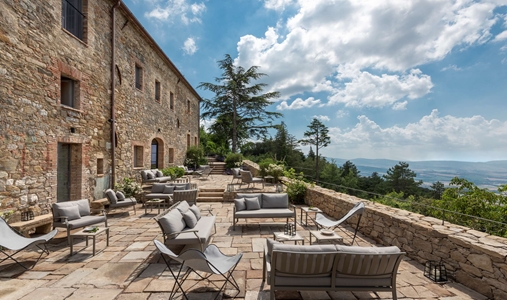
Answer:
[309,230,342,245]
[70,226,109,256]
[145,199,165,214]
[273,232,305,245]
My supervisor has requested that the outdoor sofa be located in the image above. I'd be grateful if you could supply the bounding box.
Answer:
[140,169,172,184]
[144,182,191,203]
[154,201,216,251]
[233,193,296,229]
[263,239,405,300]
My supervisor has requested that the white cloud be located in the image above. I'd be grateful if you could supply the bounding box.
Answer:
[236,0,503,107]
[277,97,321,110]
[324,110,507,161]
[313,115,330,122]
[264,0,296,11]
[494,30,507,41]
[441,64,463,71]
[392,101,408,111]
[336,110,348,118]
[183,37,197,55]
[145,0,206,24]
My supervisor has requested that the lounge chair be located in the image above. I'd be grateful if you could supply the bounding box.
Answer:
[104,189,137,215]
[312,202,365,245]
[0,217,58,269]
[231,168,242,184]
[239,170,264,189]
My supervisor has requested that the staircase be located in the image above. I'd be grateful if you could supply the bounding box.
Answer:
[207,157,226,175]
[198,188,225,202]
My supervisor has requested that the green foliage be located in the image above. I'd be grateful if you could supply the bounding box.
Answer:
[284,168,310,204]
[0,210,14,222]
[161,166,185,179]
[258,158,276,177]
[225,153,243,168]
[266,164,284,182]
[383,162,422,197]
[185,146,205,169]
[115,178,142,198]
[198,54,282,153]
[299,118,331,181]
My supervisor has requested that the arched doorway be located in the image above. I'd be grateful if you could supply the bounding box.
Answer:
[151,139,159,169]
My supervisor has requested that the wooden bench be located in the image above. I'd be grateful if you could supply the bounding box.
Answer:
[9,214,53,237]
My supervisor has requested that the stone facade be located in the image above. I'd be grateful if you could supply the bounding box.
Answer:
[304,184,507,299]
[0,0,200,222]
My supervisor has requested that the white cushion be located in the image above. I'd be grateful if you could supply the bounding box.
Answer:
[234,198,246,211]
[245,197,261,210]
[189,205,201,220]
[176,201,190,213]
[182,210,198,228]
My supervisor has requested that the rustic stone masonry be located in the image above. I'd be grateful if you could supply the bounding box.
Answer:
[0,0,200,222]
[305,184,507,299]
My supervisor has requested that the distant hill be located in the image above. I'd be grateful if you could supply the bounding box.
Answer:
[327,158,507,189]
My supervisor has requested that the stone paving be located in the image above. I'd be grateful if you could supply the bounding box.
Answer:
[0,175,488,300]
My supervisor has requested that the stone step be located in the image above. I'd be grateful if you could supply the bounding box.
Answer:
[199,192,224,197]
[199,188,225,192]
[198,196,224,202]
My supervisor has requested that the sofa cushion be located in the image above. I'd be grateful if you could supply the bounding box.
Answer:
[174,185,186,190]
[155,170,164,177]
[235,208,295,218]
[158,209,186,237]
[75,199,91,216]
[57,205,81,221]
[116,191,126,201]
[189,205,201,220]
[245,197,261,210]
[266,238,281,255]
[105,189,118,205]
[335,245,401,254]
[262,193,288,208]
[236,193,262,206]
[165,215,216,245]
[147,172,155,179]
[163,186,175,194]
[182,210,198,228]
[234,198,246,211]
[272,243,337,253]
[66,215,106,230]
[150,183,165,193]
[176,201,190,214]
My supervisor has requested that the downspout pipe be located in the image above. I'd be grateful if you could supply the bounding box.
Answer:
[111,0,121,188]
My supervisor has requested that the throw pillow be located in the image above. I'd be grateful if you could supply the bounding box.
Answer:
[158,209,186,236]
[234,198,246,211]
[182,210,198,228]
[75,199,91,216]
[116,191,126,201]
[174,185,186,190]
[155,170,164,177]
[189,205,201,220]
[262,193,288,208]
[163,186,175,194]
[57,205,81,221]
[245,197,261,210]
[105,189,118,205]
[147,172,155,179]
[176,201,190,213]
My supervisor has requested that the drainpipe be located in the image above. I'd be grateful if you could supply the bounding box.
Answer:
[111,0,121,188]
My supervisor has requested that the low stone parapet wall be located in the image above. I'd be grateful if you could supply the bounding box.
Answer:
[305,184,507,299]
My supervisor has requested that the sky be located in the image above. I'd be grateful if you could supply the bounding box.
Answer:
[123,0,507,162]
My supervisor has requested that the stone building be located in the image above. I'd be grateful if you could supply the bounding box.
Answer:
[0,0,201,221]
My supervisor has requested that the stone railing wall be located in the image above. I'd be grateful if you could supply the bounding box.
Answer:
[305,184,507,299]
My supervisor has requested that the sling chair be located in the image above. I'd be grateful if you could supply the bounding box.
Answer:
[312,201,365,245]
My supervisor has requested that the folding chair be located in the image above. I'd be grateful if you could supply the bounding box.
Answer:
[312,202,365,245]
[154,239,243,300]
[0,217,58,270]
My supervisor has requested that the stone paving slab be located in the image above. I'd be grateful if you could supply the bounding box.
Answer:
[0,175,491,300]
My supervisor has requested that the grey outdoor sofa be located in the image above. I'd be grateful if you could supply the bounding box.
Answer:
[263,239,405,300]
[140,169,172,184]
[144,182,192,203]
[233,193,296,230]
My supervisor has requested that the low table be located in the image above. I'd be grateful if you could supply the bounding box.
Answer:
[273,232,305,245]
[300,206,322,227]
[145,199,166,214]
[70,226,109,256]
[309,230,342,245]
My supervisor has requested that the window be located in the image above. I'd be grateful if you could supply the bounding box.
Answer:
[151,140,159,169]
[187,99,190,112]
[134,145,143,168]
[135,64,143,90]
[177,119,180,128]
[168,148,174,164]
[194,137,197,145]
[61,76,79,108]
[187,134,190,149]
[155,81,161,102]
[97,158,104,175]
[62,0,86,41]
[170,92,174,109]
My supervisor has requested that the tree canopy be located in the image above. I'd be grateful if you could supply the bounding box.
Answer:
[299,118,331,181]
[198,54,282,153]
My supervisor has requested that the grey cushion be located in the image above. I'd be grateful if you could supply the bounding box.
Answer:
[158,209,186,236]
[151,183,166,193]
[189,205,201,220]
[110,198,136,208]
[235,208,295,218]
[266,238,281,255]
[234,198,246,211]
[245,197,261,210]
[174,185,186,190]
[105,189,118,205]
[57,205,81,221]
[176,201,190,213]
[164,215,216,245]
[182,210,198,228]
[75,199,91,216]
[147,172,155,179]
[144,193,172,200]
[236,193,262,206]
[155,170,164,177]
[262,193,288,208]
[273,243,337,253]
[335,245,401,254]
[163,186,175,194]
[116,191,126,201]
[66,215,106,230]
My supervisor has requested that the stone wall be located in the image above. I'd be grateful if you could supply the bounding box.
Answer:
[305,184,507,299]
[0,0,200,221]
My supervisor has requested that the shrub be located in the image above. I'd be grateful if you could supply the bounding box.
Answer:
[185,146,205,169]
[161,166,185,179]
[283,168,309,204]
[115,177,142,198]
[225,153,243,169]
[258,158,276,177]
[266,164,284,182]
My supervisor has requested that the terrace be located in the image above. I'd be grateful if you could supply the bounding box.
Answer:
[0,172,502,300]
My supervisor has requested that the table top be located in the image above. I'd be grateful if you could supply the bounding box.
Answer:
[72,226,108,236]
[301,206,322,213]
[309,230,343,241]
[273,232,304,242]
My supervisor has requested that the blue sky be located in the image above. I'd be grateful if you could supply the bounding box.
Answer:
[124,0,507,162]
